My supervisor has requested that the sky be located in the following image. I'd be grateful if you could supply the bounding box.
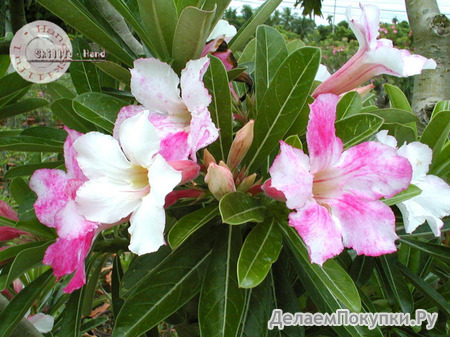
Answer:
[229,0,450,25]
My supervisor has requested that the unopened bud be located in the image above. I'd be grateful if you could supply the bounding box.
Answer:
[205,162,236,200]
[203,149,216,167]
[227,120,254,169]
[168,160,200,185]
[261,179,286,202]
[237,173,257,192]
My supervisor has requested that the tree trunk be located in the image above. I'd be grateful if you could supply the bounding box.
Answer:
[405,0,449,124]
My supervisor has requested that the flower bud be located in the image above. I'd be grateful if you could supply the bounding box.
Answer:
[227,120,254,169]
[261,179,286,202]
[205,162,236,200]
[203,149,216,168]
[168,160,201,185]
[237,173,257,192]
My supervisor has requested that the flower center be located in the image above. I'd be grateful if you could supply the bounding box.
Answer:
[130,165,150,190]
[312,168,341,202]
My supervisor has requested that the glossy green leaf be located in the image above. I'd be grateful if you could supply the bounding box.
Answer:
[113,234,213,337]
[0,242,45,266]
[399,238,450,262]
[80,317,109,335]
[255,25,288,110]
[378,255,413,313]
[284,134,303,150]
[219,192,265,225]
[396,262,450,316]
[70,38,102,94]
[336,91,362,119]
[111,253,125,318]
[421,110,450,160]
[0,55,10,77]
[431,100,450,117]
[369,108,419,125]
[245,47,320,172]
[82,254,108,316]
[46,81,76,99]
[335,113,383,149]
[385,83,412,112]
[0,134,63,153]
[4,161,64,179]
[0,72,31,107]
[238,38,256,64]
[0,270,53,337]
[21,126,67,142]
[3,241,53,289]
[0,98,49,119]
[203,55,233,159]
[229,0,283,52]
[138,0,178,60]
[73,92,127,133]
[199,226,246,337]
[429,140,449,178]
[349,256,375,287]
[168,205,219,249]
[52,99,97,133]
[36,0,134,66]
[382,123,417,144]
[287,39,305,54]
[172,6,215,73]
[238,219,282,288]
[383,184,422,206]
[56,288,84,337]
[278,221,361,313]
[94,61,131,85]
[202,0,232,29]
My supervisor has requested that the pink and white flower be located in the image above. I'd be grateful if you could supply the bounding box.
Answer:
[263,94,412,265]
[313,3,436,97]
[119,57,218,162]
[74,111,183,255]
[376,131,450,236]
[0,200,28,242]
[30,128,99,293]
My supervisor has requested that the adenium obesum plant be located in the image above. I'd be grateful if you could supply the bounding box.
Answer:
[313,3,436,97]
[263,94,413,265]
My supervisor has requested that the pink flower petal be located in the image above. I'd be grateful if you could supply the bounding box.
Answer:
[159,131,190,161]
[289,200,343,266]
[130,58,186,115]
[54,198,97,240]
[331,194,398,256]
[43,230,96,293]
[307,94,343,174]
[168,160,200,185]
[188,109,219,161]
[63,127,86,181]
[334,141,412,200]
[0,200,18,221]
[29,169,69,228]
[270,141,313,210]
[0,227,28,242]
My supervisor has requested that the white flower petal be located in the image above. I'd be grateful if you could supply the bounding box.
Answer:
[148,154,182,207]
[130,58,185,115]
[128,194,166,255]
[398,142,432,182]
[180,57,212,113]
[207,19,237,41]
[375,130,398,148]
[346,4,380,50]
[76,178,142,224]
[315,64,331,82]
[28,313,54,333]
[74,132,132,181]
[119,110,160,168]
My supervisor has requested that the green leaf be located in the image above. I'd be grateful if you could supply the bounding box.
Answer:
[378,255,413,313]
[219,192,265,225]
[432,100,450,117]
[199,226,246,337]
[202,0,232,29]
[73,92,128,133]
[255,25,288,110]
[0,72,31,107]
[46,81,76,100]
[3,241,53,289]
[172,6,215,73]
[0,134,63,152]
[429,140,450,178]
[111,253,125,318]
[0,270,53,337]
[399,238,450,262]
[70,38,102,94]
[0,55,10,77]
[238,219,282,288]
[51,99,97,133]
[336,91,362,119]
[113,233,214,337]
[349,255,375,287]
[245,47,320,172]
[4,161,64,179]
[286,39,305,54]
[21,126,67,142]
[335,113,384,149]
[36,0,134,66]
[370,108,419,124]
[384,84,412,112]
[94,61,131,85]
[82,254,108,316]
[421,110,450,160]
[396,262,450,316]
[168,205,219,249]
[0,98,49,119]
[56,288,84,337]
[284,134,303,150]
[238,38,256,64]
[0,242,46,267]
[383,184,422,206]
[138,0,178,60]
[229,0,283,52]
[203,55,233,160]
[278,221,361,313]
[382,123,417,144]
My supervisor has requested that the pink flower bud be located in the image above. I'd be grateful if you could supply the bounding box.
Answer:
[165,189,204,208]
[205,162,236,200]
[261,179,286,202]
[203,148,216,168]
[227,120,254,169]
[168,160,201,185]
